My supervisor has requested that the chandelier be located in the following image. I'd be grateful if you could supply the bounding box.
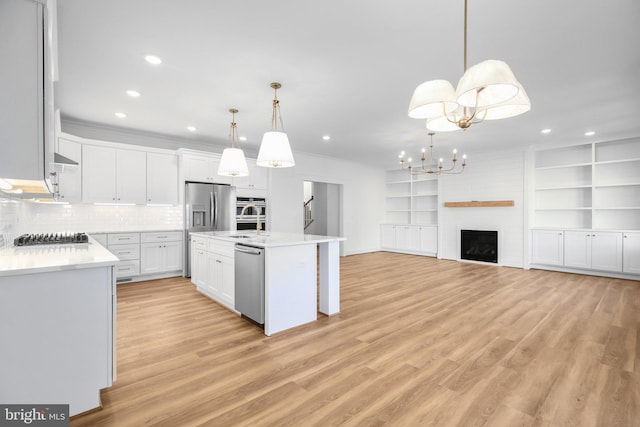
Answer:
[218,108,249,177]
[257,82,295,168]
[407,0,530,132]
[398,133,466,175]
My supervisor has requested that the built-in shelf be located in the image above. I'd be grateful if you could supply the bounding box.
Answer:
[444,200,514,208]
[384,169,438,225]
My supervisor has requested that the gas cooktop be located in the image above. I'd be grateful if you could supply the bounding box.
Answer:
[14,232,89,246]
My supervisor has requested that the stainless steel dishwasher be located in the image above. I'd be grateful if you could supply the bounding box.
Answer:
[234,244,265,325]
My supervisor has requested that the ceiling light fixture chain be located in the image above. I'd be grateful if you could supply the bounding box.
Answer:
[270,82,286,133]
[218,108,249,177]
[228,108,239,149]
[257,82,295,168]
[398,132,467,175]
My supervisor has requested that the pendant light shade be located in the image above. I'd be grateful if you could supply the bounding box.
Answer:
[218,147,248,176]
[426,115,462,132]
[257,131,295,168]
[257,82,295,168]
[408,80,458,119]
[481,82,531,120]
[455,59,520,108]
[218,108,249,177]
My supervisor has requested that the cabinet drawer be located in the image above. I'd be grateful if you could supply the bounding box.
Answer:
[191,236,206,251]
[108,233,140,245]
[109,244,140,260]
[115,260,140,278]
[207,239,235,257]
[141,231,182,243]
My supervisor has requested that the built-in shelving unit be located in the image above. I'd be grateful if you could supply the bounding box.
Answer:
[385,169,438,225]
[533,137,640,230]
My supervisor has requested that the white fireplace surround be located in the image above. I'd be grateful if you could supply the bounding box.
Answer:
[457,227,503,266]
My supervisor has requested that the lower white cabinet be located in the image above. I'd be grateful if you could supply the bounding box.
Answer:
[140,231,183,275]
[531,229,564,266]
[380,224,437,256]
[623,232,640,274]
[191,237,207,288]
[564,231,623,272]
[191,237,235,309]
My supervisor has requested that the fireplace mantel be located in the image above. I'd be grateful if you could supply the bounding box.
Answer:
[444,200,514,208]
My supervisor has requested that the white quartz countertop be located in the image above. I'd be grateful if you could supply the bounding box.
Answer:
[0,237,119,277]
[190,231,345,248]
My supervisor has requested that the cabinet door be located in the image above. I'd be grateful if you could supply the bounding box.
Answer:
[82,145,117,202]
[140,243,164,275]
[420,226,438,254]
[206,252,221,296]
[183,154,214,182]
[218,255,235,307]
[147,152,178,205]
[591,232,623,272]
[380,225,396,249]
[407,226,421,252]
[623,233,640,274]
[191,244,206,287]
[564,231,591,269]
[56,137,82,202]
[163,241,183,272]
[531,230,564,266]
[116,149,146,204]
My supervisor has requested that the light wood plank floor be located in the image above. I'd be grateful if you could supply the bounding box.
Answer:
[71,252,640,426]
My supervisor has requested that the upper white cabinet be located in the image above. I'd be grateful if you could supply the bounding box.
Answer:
[55,137,82,202]
[232,158,267,192]
[623,232,640,274]
[531,229,564,266]
[0,0,54,182]
[564,231,623,272]
[533,138,640,230]
[82,145,146,204]
[147,152,178,205]
[182,153,231,185]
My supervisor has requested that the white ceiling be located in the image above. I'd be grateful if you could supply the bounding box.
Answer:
[56,0,640,169]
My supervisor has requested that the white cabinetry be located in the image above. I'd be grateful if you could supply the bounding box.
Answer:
[146,152,178,205]
[140,231,183,275]
[380,224,437,256]
[233,158,268,195]
[108,233,141,279]
[623,232,640,274]
[182,153,231,184]
[531,229,564,266]
[564,231,623,272]
[55,137,82,202]
[384,170,438,225]
[191,237,235,309]
[190,236,207,288]
[82,145,146,204]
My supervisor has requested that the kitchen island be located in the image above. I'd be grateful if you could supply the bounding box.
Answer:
[0,237,118,416]
[190,231,345,336]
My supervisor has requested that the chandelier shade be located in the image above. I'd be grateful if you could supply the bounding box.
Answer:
[218,147,249,177]
[455,60,520,108]
[408,80,458,119]
[481,82,531,120]
[426,115,462,132]
[257,131,295,168]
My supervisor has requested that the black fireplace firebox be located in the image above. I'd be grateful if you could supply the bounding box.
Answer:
[461,230,498,263]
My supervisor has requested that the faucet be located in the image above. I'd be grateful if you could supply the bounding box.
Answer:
[240,203,262,235]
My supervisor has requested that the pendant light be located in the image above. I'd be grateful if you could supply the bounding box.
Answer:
[218,108,249,177]
[257,82,295,168]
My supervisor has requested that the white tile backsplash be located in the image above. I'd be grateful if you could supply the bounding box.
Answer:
[0,197,183,236]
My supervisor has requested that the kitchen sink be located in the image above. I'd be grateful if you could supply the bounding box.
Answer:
[227,235,251,239]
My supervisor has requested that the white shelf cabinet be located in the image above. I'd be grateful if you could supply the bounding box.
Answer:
[82,145,146,204]
[564,231,623,272]
[385,169,438,225]
[622,232,640,274]
[146,152,178,205]
[530,229,564,266]
[533,137,640,230]
[380,224,437,256]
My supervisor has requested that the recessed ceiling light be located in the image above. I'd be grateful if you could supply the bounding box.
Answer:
[322,135,331,141]
[541,128,552,134]
[144,55,162,65]
[584,131,596,136]
[239,136,247,141]
[126,90,141,98]
[187,126,197,132]
[115,112,127,118]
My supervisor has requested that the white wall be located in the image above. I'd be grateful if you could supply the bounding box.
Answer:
[270,152,385,255]
[438,149,526,268]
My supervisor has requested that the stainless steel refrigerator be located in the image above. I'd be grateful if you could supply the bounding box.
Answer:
[184,182,236,277]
